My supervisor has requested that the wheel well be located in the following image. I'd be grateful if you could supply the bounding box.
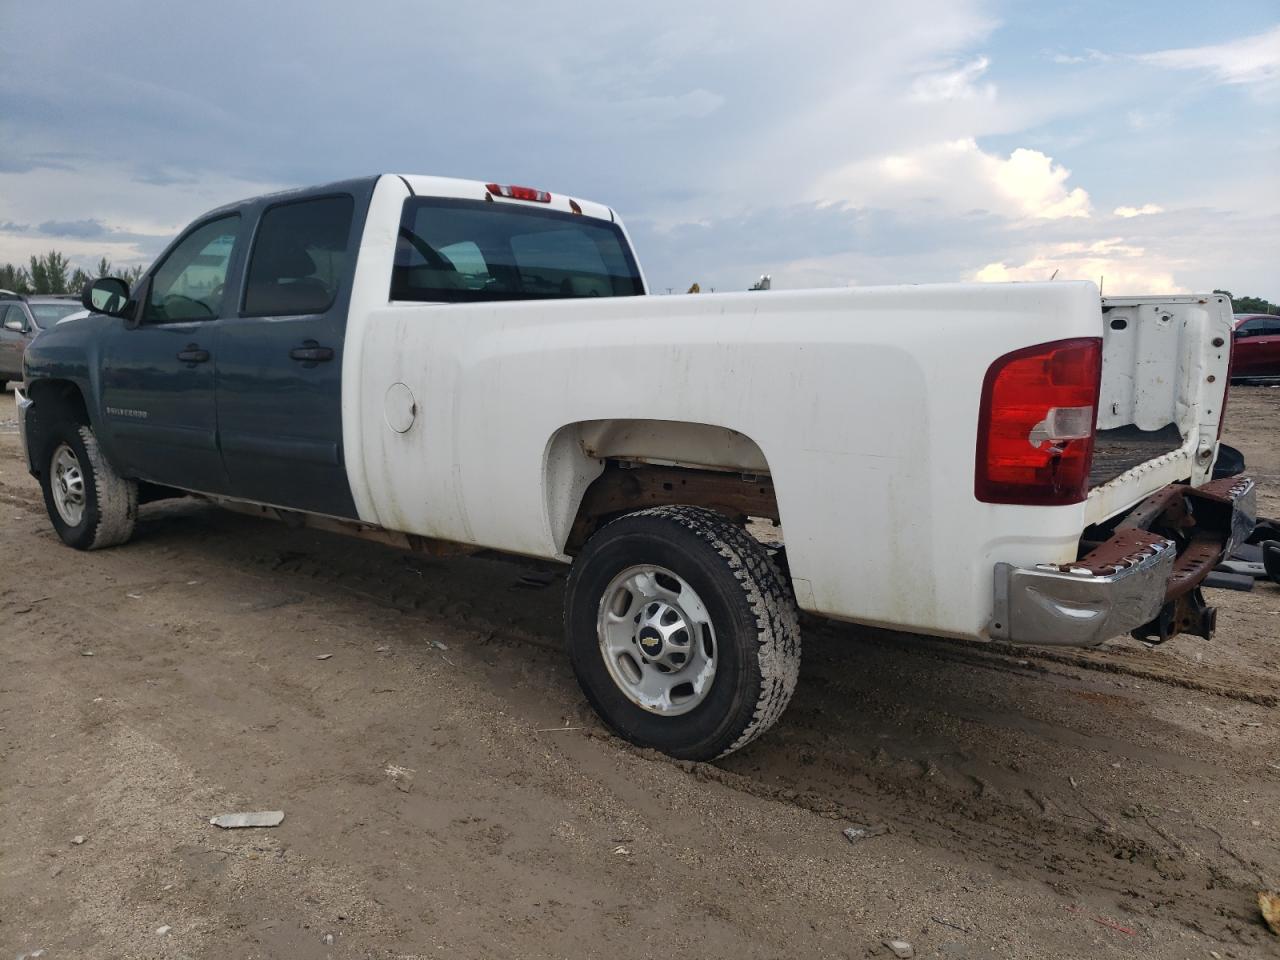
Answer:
[24,379,91,477]
[564,462,779,554]
[29,378,90,424]
[547,419,781,554]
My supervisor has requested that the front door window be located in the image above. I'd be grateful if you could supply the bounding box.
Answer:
[144,216,240,323]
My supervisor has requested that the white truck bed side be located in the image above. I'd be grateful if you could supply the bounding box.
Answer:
[344,177,1118,639]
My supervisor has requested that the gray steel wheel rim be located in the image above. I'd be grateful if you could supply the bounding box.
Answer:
[596,564,717,716]
[51,442,86,527]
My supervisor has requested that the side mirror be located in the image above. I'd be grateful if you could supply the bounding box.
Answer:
[3,316,26,333]
[82,277,131,317]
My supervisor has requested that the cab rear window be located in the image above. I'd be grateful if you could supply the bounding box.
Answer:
[391,198,643,303]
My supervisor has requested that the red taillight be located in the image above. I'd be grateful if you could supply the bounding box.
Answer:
[485,183,552,203]
[975,337,1102,506]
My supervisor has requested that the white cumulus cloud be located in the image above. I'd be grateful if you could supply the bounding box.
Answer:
[813,138,1091,220]
[972,238,1183,294]
[1113,203,1164,218]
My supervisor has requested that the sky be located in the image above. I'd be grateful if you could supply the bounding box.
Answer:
[0,0,1276,297]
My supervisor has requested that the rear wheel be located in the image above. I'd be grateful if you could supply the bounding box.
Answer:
[565,505,800,760]
[39,422,137,550]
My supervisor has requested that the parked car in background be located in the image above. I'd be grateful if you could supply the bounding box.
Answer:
[1232,313,1280,382]
[0,293,83,387]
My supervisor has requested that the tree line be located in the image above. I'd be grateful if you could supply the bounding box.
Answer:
[0,251,146,296]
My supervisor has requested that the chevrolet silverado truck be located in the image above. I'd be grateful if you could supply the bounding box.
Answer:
[16,174,1257,760]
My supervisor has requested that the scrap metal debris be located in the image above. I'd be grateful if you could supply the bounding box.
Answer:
[70,835,86,845]
[209,810,284,829]
[316,653,333,660]
[882,939,914,958]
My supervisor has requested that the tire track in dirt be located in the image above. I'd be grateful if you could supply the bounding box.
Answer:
[806,620,1280,709]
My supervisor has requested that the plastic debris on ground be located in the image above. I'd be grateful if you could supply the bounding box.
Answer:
[209,810,285,829]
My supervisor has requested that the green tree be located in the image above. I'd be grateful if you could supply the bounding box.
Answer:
[0,262,31,294]
[28,251,72,294]
[2,252,147,294]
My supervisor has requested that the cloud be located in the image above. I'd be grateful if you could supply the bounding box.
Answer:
[1050,49,1112,65]
[35,219,112,239]
[813,138,1091,220]
[909,56,994,102]
[614,88,726,122]
[972,238,1182,294]
[1113,203,1164,218]
[1137,25,1280,93]
[0,163,284,272]
[0,1,1272,301]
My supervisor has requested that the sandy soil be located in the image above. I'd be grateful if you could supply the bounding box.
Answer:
[2,386,1277,960]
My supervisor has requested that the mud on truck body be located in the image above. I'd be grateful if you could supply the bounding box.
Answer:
[16,174,1260,759]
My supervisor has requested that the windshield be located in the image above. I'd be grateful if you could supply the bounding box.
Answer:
[392,198,643,303]
[29,302,81,327]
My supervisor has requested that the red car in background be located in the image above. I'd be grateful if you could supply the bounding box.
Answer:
[1232,313,1280,382]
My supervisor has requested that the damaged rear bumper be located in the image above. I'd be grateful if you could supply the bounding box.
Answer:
[991,475,1256,646]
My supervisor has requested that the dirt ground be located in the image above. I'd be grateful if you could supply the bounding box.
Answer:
[1,385,1278,960]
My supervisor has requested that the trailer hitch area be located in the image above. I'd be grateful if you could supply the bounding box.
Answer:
[1123,474,1255,644]
[1131,587,1216,643]
[992,475,1255,647]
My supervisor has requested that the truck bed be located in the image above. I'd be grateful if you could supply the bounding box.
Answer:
[1089,424,1184,489]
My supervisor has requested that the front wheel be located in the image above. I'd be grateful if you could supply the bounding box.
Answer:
[565,505,801,760]
[39,422,138,550]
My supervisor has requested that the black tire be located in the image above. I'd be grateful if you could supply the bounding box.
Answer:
[39,421,138,550]
[565,505,801,760]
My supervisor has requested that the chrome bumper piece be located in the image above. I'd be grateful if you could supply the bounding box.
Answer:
[992,541,1175,647]
[992,477,1256,647]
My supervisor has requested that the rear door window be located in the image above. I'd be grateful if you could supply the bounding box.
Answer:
[243,195,355,316]
[392,198,643,303]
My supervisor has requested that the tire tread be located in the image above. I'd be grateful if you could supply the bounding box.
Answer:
[600,505,801,757]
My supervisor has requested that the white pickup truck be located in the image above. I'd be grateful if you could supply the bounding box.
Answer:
[17,173,1256,759]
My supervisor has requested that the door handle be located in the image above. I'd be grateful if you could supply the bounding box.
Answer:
[289,340,334,364]
[176,344,210,364]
